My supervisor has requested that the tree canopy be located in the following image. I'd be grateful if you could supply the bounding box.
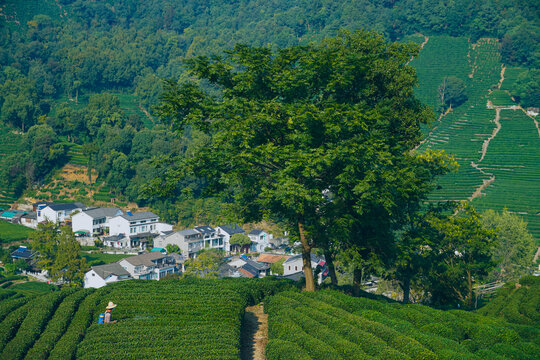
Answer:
[155,30,455,291]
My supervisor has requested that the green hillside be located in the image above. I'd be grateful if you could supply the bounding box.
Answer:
[412,37,540,241]
[265,288,540,360]
[0,124,22,208]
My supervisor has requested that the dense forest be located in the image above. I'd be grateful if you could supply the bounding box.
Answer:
[0,0,538,225]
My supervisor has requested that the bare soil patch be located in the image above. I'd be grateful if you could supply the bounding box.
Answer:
[241,304,268,360]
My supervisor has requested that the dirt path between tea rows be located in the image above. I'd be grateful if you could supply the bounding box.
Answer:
[241,304,268,360]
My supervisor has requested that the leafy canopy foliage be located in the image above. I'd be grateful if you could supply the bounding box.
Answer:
[425,203,496,307]
[184,249,223,278]
[30,223,87,286]
[438,76,467,111]
[481,208,536,281]
[155,30,456,291]
[229,233,251,246]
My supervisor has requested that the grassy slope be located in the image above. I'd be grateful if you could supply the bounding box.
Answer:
[0,221,34,244]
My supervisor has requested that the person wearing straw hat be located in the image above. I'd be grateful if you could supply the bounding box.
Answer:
[104,301,117,323]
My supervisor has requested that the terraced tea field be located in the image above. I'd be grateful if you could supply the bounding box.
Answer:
[265,286,539,360]
[411,36,470,112]
[413,37,540,242]
[0,278,292,360]
[472,109,540,239]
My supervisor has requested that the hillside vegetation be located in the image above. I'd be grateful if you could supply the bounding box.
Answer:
[0,0,538,230]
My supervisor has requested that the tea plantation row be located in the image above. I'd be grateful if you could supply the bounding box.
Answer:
[0,278,293,360]
[265,283,540,360]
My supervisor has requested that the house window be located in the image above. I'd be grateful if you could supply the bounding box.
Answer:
[37,211,41,216]
[288,266,291,270]
[130,227,135,233]
[142,225,147,231]
[295,266,298,271]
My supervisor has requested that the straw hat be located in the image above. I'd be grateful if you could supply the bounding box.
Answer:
[106,301,117,310]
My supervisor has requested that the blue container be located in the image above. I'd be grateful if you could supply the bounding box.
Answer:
[98,313,105,324]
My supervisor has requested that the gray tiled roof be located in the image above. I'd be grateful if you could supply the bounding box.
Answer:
[218,224,245,235]
[120,211,158,221]
[92,263,131,279]
[82,207,122,219]
[47,202,85,211]
[283,253,324,264]
[195,225,215,234]
[249,229,264,236]
[177,229,200,236]
[122,251,166,267]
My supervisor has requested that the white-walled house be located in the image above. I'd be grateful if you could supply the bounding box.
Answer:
[194,226,225,250]
[118,252,180,280]
[216,224,245,252]
[109,211,160,237]
[248,229,273,252]
[84,263,132,288]
[282,253,328,284]
[154,226,226,258]
[102,234,131,249]
[72,207,123,236]
[154,229,201,258]
[37,202,86,224]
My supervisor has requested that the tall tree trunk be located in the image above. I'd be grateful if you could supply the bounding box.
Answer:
[353,267,363,297]
[466,269,473,308]
[324,249,338,285]
[402,276,411,304]
[298,221,315,291]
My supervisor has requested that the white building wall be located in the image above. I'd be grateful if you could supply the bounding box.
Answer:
[72,212,94,233]
[39,207,58,223]
[109,217,130,236]
[156,223,173,233]
[84,270,107,288]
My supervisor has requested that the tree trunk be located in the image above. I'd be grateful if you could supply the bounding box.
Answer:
[353,267,363,297]
[324,249,338,285]
[402,276,411,304]
[466,269,473,308]
[298,221,315,292]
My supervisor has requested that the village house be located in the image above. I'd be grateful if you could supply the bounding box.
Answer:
[216,224,245,252]
[118,252,182,280]
[194,225,225,250]
[72,207,123,236]
[84,263,132,288]
[36,202,86,224]
[19,211,37,228]
[227,254,270,278]
[248,229,273,252]
[257,253,291,274]
[282,253,328,284]
[102,234,131,249]
[154,226,226,258]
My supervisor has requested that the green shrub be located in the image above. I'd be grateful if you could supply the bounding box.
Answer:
[265,339,312,360]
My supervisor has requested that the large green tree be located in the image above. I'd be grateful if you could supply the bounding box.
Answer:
[426,203,496,307]
[482,209,536,281]
[30,223,87,286]
[154,30,452,291]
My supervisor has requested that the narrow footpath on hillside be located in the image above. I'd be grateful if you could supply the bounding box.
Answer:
[240,304,268,360]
